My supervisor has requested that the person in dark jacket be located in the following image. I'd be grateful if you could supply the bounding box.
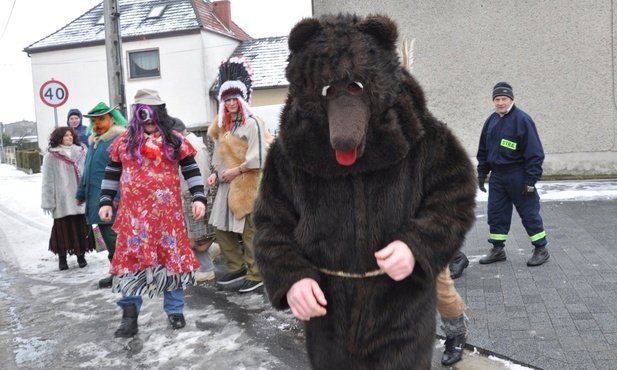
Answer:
[66,108,89,144]
[477,82,549,267]
[76,102,127,287]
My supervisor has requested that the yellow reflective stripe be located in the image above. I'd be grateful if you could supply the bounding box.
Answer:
[500,139,517,150]
[529,231,546,242]
[490,233,508,241]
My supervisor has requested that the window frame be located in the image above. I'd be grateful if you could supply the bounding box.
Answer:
[127,48,161,80]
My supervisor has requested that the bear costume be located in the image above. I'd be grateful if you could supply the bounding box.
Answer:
[252,13,477,369]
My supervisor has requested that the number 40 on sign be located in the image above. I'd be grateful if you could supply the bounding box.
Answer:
[40,80,69,108]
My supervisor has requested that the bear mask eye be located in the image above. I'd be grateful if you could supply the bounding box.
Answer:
[321,82,364,98]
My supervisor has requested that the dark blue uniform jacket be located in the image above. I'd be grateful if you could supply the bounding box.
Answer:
[477,105,544,186]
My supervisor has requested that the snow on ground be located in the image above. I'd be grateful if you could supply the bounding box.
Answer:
[1,163,616,369]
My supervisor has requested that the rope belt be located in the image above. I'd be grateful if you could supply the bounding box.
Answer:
[318,268,385,278]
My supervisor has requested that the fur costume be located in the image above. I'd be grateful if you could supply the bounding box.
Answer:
[208,114,272,219]
[252,13,477,370]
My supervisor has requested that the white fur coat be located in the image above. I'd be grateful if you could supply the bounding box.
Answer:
[41,144,87,219]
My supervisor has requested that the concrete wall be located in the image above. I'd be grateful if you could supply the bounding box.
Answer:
[312,0,617,176]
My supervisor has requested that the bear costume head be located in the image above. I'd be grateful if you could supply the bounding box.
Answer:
[279,13,430,176]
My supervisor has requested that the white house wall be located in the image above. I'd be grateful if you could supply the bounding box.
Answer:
[313,1,617,176]
[32,45,109,153]
[31,32,240,153]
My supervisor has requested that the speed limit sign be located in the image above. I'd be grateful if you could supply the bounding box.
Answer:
[40,80,69,107]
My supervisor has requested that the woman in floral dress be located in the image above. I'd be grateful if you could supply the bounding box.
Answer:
[98,89,206,337]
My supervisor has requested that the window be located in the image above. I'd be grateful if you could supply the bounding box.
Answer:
[128,49,160,79]
[147,5,167,19]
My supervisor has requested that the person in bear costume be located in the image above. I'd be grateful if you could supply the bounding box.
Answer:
[252,13,477,369]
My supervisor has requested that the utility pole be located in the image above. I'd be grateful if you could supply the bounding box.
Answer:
[103,0,127,118]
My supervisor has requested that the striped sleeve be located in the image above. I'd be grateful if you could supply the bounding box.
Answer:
[100,160,122,208]
[179,155,207,205]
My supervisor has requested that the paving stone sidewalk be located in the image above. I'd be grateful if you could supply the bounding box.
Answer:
[441,199,617,370]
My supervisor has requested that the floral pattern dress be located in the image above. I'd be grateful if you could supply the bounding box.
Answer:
[108,131,200,297]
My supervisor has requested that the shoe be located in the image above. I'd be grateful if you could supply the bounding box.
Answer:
[441,333,466,365]
[59,255,68,271]
[479,247,507,264]
[98,275,113,288]
[77,254,87,268]
[449,251,469,279]
[527,246,549,266]
[114,304,138,338]
[168,314,186,329]
[194,270,215,283]
[216,269,247,285]
[238,280,264,293]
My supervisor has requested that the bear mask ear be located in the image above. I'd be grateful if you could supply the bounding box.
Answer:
[288,18,323,53]
[357,14,399,50]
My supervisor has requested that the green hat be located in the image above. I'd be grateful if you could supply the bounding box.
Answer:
[83,102,116,117]
[83,102,128,134]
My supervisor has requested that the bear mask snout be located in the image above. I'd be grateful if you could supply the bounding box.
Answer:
[328,94,370,166]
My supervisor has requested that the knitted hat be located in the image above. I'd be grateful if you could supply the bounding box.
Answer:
[492,82,514,100]
[216,57,255,126]
[134,88,165,105]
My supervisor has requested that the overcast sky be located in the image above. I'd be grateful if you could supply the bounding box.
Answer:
[0,0,312,124]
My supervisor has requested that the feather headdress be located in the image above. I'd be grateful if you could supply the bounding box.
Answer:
[217,56,255,127]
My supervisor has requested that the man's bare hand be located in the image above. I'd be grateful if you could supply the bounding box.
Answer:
[374,240,415,281]
[286,278,327,321]
[99,205,113,222]
[192,201,205,220]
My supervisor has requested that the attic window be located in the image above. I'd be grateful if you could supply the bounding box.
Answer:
[96,15,105,25]
[147,5,167,19]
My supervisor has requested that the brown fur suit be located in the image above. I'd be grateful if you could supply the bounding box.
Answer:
[208,115,272,219]
[252,13,477,370]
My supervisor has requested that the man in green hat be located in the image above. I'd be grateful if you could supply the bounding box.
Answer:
[76,102,127,288]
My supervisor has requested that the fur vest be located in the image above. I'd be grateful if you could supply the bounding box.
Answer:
[208,115,272,219]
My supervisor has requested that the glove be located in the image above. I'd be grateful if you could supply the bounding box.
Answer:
[43,208,55,215]
[478,177,487,193]
[522,184,536,196]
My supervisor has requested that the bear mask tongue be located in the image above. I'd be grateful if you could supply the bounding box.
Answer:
[335,148,357,166]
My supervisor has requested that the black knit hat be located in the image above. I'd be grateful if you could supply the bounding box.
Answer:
[492,82,514,100]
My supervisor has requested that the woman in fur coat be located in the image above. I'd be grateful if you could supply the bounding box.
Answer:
[41,126,94,270]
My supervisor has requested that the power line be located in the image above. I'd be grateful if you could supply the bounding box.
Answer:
[0,0,17,42]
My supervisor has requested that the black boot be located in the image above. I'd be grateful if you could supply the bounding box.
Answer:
[59,255,68,271]
[77,254,87,268]
[168,313,186,330]
[449,251,469,279]
[98,275,113,288]
[441,333,466,365]
[479,245,506,264]
[114,304,138,338]
[527,245,549,266]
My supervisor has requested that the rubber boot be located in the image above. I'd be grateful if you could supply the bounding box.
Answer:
[59,255,68,271]
[114,304,138,338]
